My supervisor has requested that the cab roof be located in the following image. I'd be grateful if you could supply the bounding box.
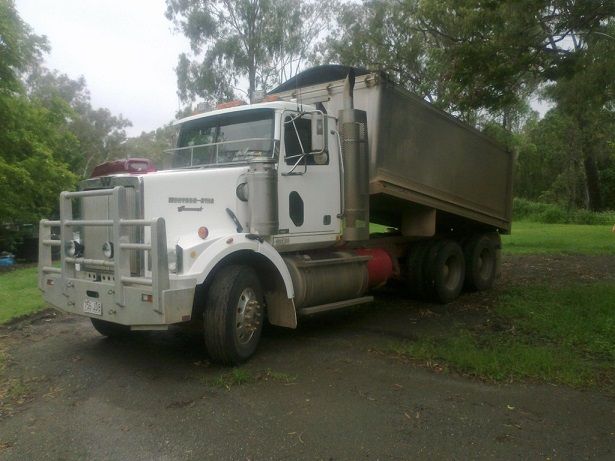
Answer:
[174,101,315,126]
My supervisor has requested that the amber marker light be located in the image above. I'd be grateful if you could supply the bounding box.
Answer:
[141,294,153,303]
[198,226,209,239]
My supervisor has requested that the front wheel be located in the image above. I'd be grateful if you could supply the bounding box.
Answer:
[203,265,264,365]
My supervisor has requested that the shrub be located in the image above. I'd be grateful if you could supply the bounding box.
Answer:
[513,198,615,225]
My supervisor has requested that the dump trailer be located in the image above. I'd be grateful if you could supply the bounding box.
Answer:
[39,65,513,364]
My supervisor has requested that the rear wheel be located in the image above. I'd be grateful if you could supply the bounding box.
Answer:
[424,240,466,304]
[464,234,497,291]
[204,265,264,365]
[90,318,130,337]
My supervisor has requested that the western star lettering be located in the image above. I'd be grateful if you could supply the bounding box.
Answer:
[168,197,214,204]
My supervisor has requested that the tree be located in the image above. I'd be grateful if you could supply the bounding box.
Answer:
[319,0,535,128]
[0,0,76,230]
[0,1,135,253]
[416,0,615,209]
[26,66,132,177]
[319,1,435,101]
[514,110,586,207]
[165,0,333,104]
[123,124,177,168]
[0,0,47,95]
[543,21,615,210]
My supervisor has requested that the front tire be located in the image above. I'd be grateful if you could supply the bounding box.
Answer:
[204,265,264,365]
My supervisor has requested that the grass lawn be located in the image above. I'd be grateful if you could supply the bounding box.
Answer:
[502,221,615,254]
[0,267,45,324]
[387,221,615,388]
[391,283,615,387]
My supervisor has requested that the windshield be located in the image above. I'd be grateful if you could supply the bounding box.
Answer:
[166,108,276,168]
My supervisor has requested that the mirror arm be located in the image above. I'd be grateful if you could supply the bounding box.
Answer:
[282,153,308,176]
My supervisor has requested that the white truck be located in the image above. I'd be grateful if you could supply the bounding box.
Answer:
[38,66,513,364]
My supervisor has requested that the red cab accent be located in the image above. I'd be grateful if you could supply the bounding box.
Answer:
[215,99,246,110]
[90,158,156,178]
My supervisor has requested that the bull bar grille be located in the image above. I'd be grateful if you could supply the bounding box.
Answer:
[38,186,169,310]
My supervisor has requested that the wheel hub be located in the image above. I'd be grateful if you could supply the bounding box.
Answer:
[236,288,261,344]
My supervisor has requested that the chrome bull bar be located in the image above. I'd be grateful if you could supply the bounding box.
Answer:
[39,186,169,312]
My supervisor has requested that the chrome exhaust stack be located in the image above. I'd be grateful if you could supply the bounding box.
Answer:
[339,69,370,241]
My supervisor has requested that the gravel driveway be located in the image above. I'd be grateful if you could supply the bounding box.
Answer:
[1,255,614,460]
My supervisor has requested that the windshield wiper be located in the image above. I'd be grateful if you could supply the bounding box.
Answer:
[225,208,244,233]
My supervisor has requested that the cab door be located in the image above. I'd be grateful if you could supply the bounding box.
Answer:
[275,111,341,246]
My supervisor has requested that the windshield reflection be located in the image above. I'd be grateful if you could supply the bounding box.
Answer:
[165,108,276,169]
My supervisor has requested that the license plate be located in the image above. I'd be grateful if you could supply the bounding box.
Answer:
[83,299,102,315]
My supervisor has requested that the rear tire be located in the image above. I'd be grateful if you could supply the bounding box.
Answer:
[464,234,497,291]
[204,265,264,365]
[424,240,466,304]
[406,241,431,299]
[90,318,130,337]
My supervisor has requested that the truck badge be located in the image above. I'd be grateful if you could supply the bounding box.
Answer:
[168,196,214,212]
[177,205,203,212]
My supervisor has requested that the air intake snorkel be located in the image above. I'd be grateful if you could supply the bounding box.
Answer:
[339,69,370,241]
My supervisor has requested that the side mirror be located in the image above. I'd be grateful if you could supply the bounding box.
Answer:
[311,112,327,153]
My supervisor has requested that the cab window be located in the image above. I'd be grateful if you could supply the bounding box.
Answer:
[284,115,328,166]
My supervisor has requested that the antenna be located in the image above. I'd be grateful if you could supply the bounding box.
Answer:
[295,71,303,112]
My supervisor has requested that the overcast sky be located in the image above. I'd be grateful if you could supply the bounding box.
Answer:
[16,0,190,137]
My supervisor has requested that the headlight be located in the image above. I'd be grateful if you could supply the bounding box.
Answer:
[167,248,177,273]
[102,241,114,259]
[168,245,183,274]
[65,240,83,258]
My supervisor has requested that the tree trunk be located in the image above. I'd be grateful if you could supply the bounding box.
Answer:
[577,114,603,211]
[248,62,256,103]
[583,154,602,211]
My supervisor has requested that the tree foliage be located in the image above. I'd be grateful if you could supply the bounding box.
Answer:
[0,0,47,95]
[165,0,333,104]
[123,124,176,169]
[416,0,615,210]
[0,1,75,225]
[27,67,132,177]
[319,0,435,101]
[0,0,134,249]
[321,0,615,210]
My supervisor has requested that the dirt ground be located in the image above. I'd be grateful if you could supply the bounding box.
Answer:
[1,255,614,460]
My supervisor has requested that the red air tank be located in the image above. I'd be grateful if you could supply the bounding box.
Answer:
[354,248,394,289]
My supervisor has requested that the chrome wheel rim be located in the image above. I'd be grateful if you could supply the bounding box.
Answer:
[235,287,261,345]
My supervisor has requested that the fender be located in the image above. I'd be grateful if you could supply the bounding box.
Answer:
[190,233,294,299]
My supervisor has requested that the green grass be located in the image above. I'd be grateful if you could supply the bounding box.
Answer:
[259,369,297,384]
[502,221,615,254]
[210,368,253,389]
[0,267,45,324]
[390,283,615,387]
[371,217,615,255]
